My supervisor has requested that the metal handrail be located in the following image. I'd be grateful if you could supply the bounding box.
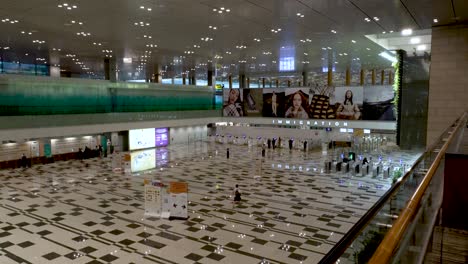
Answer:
[369,112,467,263]
[319,112,466,264]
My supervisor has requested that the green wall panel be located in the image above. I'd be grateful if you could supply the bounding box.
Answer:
[0,75,214,115]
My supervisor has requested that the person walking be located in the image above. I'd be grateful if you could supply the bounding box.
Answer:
[227,148,230,159]
[233,184,241,203]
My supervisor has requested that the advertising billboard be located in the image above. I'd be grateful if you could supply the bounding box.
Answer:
[129,128,156,150]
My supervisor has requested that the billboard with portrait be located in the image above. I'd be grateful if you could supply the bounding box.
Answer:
[243,89,263,117]
[330,86,364,120]
[223,85,394,121]
[284,88,310,119]
[223,88,243,117]
[262,88,285,117]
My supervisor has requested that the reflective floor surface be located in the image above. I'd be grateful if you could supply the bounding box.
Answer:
[0,141,420,264]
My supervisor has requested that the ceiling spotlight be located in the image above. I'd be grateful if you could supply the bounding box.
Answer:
[93,42,102,46]
[271,28,282,33]
[225,51,231,54]
[364,17,371,22]
[135,21,150,27]
[253,38,261,42]
[193,45,201,48]
[401,28,412,36]
[263,51,272,55]
[327,47,332,50]
[143,35,153,39]
[235,45,247,49]
[433,18,438,23]
[373,17,379,21]
[32,40,46,44]
[351,40,356,43]
[382,31,386,34]
[213,7,230,13]
[208,25,217,30]
[58,3,77,10]
[201,37,213,41]
[296,13,304,18]
[321,47,326,50]
[331,30,337,34]
[1,18,19,24]
[343,53,348,55]
[139,5,152,11]
[146,44,157,48]
[366,48,371,50]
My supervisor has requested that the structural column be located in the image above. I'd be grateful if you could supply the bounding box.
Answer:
[182,73,187,85]
[239,73,246,88]
[104,57,117,82]
[345,67,351,86]
[371,69,376,85]
[275,79,279,88]
[360,69,365,86]
[246,77,250,88]
[302,71,308,87]
[388,71,393,85]
[262,78,266,88]
[151,64,160,83]
[207,69,213,87]
[228,75,232,88]
[381,70,385,85]
[327,65,333,86]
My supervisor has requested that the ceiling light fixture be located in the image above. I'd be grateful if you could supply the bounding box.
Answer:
[253,38,261,42]
[32,40,46,44]
[296,13,304,18]
[401,28,412,36]
[143,35,153,39]
[433,18,438,23]
[379,51,397,63]
[208,25,217,30]
[225,51,231,54]
[271,28,282,33]
[76,32,91,37]
[134,21,150,27]
[146,44,157,48]
[93,42,102,46]
[58,3,78,10]
[263,51,272,55]
[213,7,230,13]
[410,37,421,44]
[236,45,247,49]
[416,44,427,51]
[331,30,337,34]
[201,37,213,41]
[139,6,152,11]
[364,17,371,22]
[351,40,356,43]
[193,44,201,48]
[373,17,379,21]
[1,18,19,24]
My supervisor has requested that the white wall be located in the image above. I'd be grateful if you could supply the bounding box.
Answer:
[428,24,468,145]
[51,136,97,155]
[170,125,208,145]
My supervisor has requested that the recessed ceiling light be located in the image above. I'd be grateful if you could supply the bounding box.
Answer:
[327,47,332,50]
[253,38,261,42]
[271,28,282,33]
[351,40,356,43]
[401,28,412,36]
[433,18,438,23]
[373,17,379,21]
[366,48,371,50]
[416,44,426,51]
[364,17,371,22]
[304,52,308,55]
[410,37,421,44]
[208,25,217,30]
[331,30,337,34]
[321,47,326,50]
[296,13,304,18]
[382,31,386,34]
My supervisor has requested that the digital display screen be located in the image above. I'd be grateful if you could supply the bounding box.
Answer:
[129,128,156,150]
[131,149,156,172]
[156,148,169,167]
[155,128,169,147]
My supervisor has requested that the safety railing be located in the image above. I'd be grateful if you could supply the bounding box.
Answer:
[319,112,467,264]
[369,111,467,263]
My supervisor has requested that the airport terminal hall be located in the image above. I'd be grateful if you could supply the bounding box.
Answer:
[0,0,468,264]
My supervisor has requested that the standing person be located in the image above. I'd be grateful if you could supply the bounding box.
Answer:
[21,154,27,168]
[227,148,230,159]
[303,140,308,152]
[336,90,361,120]
[233,184,241,203]
[272,138,276,149]
[267,138,271,149]
[271,91,277,117]
[261,144,266,157]
[78,148,83,160]
[288,139,293,150]
[278,137,282,149]
[223,89,243,117]
[285,92,309,119]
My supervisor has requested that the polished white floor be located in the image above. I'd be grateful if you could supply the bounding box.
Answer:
[0,141,420,264]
